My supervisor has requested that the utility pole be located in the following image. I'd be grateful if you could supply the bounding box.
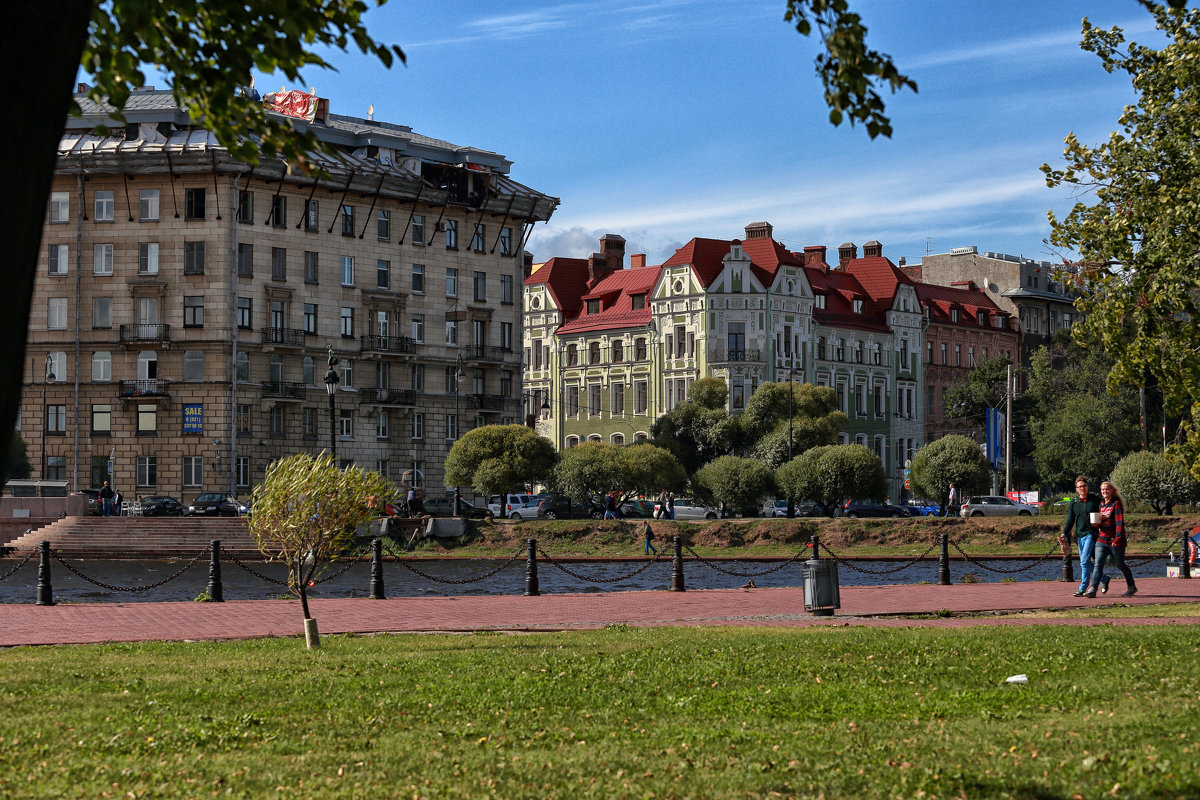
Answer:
[1005,363,1013,496]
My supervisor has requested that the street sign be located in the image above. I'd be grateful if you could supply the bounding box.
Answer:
[904,479,911,489]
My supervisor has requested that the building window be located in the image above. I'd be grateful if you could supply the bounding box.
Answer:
[237,297,252,329]
[48,244,68,276]
[235,352,250,382]
[92,243,113,276]
[446,414,458,441]
[183,296,204,328]
[138,242,159,275]
[237,243,253,277]
[377,209,390,240]
[269,406,284,436]
[969,346,975,367]
[270,194,286,228]
[183,350,204,381]
[853,299,864,314]
[91,404,111,435]
[471,223,485,252]
[955,344,962,367]
[341,204,355,236]
[49,191,70,223]
[139,189,159,222]
[409,262,425,293]
[566,386,579,416]
[612,382,624,415]
[500,370,513,397]
[182,241,205,275]
[338,409,353,438]
[411,315,424,342]
[341,256,354,286]
[92,297,112,329]
[445,319,458,345]
[302,356,315,386]
[411,412,424,440]
[635,338,647,361]
[137,403,157,435]
[303,303,317,335]
[183,188,206,220]
[237,190,253,223]
[473,271,486,302]
[500,226,512,256]
[445,219,457,249]
[271,247,287,281]
[412,364,425,391]
[500,321,513,351]
[182,456,202,487]
[302,407,317,438]
[631,294,645,310]
[445,267,457,296]
[304,251,318,284]
[412,214,425,245]
[586,299,599,315]
[589,341,601,364]
[94,190,114,222]
[589,384,602,416]
[340,307,354,337]
[134,456,157,487]
[304,199,318,231]
[48,297,67,329]
[940,343,947,365]
[236,457,250,488]
[90,351,111,382]
[236,404,251,434]
[500,274,514,305]
[46,404,67,434]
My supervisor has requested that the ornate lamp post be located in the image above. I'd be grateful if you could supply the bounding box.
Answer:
[41,353,55,480]
[453,355,465,516]
[323,346,340,459]
[786,364,797,518]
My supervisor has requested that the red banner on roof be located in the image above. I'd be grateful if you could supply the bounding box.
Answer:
[263,90,318,122]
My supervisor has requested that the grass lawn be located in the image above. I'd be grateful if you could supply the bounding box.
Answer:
[1,625,1197,799]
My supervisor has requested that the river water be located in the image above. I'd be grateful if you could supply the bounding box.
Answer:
[0,554,1171,605]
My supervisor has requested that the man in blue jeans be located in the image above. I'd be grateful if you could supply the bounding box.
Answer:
[99,481,114,517]
[1061,475,1106,597]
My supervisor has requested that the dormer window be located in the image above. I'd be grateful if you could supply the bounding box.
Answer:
[977,311,986,326]
[950,308,959,323]
[852,299,864,314]
[631,294,645,310]
[586,299,599,314]
[815,294,826,310]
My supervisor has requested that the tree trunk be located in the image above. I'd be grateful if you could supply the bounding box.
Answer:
[0,2,92,482]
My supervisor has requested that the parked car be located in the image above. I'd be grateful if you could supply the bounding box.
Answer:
[487,493,534,519]
[762,499,826,518]
[960,495,1038,517]
[905,499,942,517]
[423,496,492,519]
[671,497,718,520]
[843,500,911,518]
[618,499,656,518]
[537,494,603,520]
[140,496,185,517]
[187,493,242,517]
[506,499,542,521]
[79,488,101,516]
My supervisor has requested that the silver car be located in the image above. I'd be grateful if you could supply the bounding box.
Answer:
[506,499,542,521]
[960,495,1038,517]
[671,497,719,520]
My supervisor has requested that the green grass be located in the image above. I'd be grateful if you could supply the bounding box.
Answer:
[2,626,1198,798]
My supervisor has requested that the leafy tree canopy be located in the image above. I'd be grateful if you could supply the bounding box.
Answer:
[553,442,627,502]
[775,444,885,516]
[688,377,728,410]
[692,456,776,511]
[1029,392,1141,490]
[942,356,1014,426]
[444,425,556,497]
[908,435,991,513]
[622,445,688,498]
[744,383,846,469]
[5,432,31,483]
[651,401,730,475]
[1109,449,1200,515]
[1042,0,1200,479]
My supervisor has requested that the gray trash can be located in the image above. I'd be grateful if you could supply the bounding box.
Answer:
[803,557,840,616]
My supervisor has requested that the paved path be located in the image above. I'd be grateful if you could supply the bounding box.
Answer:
[1,577,1198,647]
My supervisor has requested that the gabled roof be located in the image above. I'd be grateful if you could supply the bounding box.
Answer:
[662,238,735,288]
[842,255,917,306]
[556,266,661,335]
[804,265,891,333]
[523,257,590,317]
[740,236,801,286]
[913,282,1009,328]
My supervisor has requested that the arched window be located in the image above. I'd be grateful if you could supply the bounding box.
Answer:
[269,354,284,384]
[634,432,648,444]
[136,350,157,380]
[589,341,601,364]
[587,434,602,443]
[610,433,624,446]
[91,351,111,382]
[565,436,579,449]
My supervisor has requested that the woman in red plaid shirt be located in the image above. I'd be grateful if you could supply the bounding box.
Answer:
[1084,480,1137,598]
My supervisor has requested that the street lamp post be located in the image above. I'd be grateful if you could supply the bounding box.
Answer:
[453,355,465,516]
[41,354,55,480]
[323,346,340,460]
[786,365,797,518]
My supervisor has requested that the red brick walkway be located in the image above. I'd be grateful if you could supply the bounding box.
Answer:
[1,577,1198,646]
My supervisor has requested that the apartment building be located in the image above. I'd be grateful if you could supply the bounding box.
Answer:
[24,88,557,503]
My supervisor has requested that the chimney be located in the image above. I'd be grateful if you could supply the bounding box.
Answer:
[587,253,606,284]
[522,251,534,280]
[630,254,646,268]
[863,240,882,258]
[600,233,626,271]
[898,256,906,266]
[838,242,858,268]
[744,221,773,240]
[803,246,827,268]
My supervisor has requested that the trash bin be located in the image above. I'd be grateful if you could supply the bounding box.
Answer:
[803,557,840,616]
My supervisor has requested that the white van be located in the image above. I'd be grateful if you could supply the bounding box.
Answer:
[488,493,534,519]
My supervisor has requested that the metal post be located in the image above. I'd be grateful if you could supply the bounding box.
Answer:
[1061,535,1074,583]
[454,356,464,514]
[810,534,820,560]
[670,535,685,591]
[524,537,539,596]
[41,353,55,481]
[1181,529,1192,579]
[328,386,336,458]
[36,541,53,606]
[369,537,386,599]
[206,539,223,602]
[786,368,795,518]
[937,532,951,585]
[324,346,340,460]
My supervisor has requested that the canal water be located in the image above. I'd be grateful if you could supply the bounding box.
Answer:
[0,554,1171,604]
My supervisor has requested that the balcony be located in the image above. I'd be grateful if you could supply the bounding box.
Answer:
[463,345,510,362]
[358,386,417,407]
[263,380,307,402]
[471,394,507,413]
[261,327,307,348]
[360,334,417,355]
[119,379,172,400]
[119,323,171,344]
[711,348,761,364]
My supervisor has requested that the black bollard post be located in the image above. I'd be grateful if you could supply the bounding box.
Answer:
[938,532,951,585]
[35,540,53,606]
[1182,529,1192,579]
[670,535,685,592]
[810,534,820,560]
[524,538,539,596]
[1060,534,1074,583]
[206,539,223,602]
[369,537,386,599]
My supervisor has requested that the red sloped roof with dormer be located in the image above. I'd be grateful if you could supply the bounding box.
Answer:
[523,256,590,317]
[803,261,891,333]
[661,237,736,288]
[556,265,661,334]
[913,282,1011,328]
[842,254,917,307]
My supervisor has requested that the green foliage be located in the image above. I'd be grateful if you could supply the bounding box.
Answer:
[621,444,687,497]
[81,0,405,170]
[783,0,918,138]
[742,383,846,468]
[4,431,31,482]
[692,455,775,509]
[776,444,885,515]
[651,401,730,474]
[942,355,1013,424]
[248,452,391,622]
[1042,1,1200,481]
[687,377,728,410]
[1029,392,1141,490]
[1110,450,1200,515]
[444,425,556,496]
[909,435,991,511]
[553,441,627,500]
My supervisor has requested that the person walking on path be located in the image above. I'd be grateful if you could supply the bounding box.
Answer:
[1085,480,1137,598]
[643,521,658,555]
[666,493,675,520]
[656,490,669,519]
[1062,475,1104,597]
[946,483,958,517]
[99,481,114,517]
[113,488,124,517]
[603,492,619,520]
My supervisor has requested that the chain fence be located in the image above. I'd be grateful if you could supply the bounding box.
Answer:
[820,537,940,575]
[383,542,525,585]
[682,544,811,578]
[538,547,665,583]
[222,547,290,586]
[0,548,37,581]
[50,548,208,593]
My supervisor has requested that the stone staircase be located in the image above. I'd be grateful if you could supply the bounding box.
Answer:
[3,516,265,560]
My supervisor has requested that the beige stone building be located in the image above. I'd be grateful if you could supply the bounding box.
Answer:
[23,88,557,504]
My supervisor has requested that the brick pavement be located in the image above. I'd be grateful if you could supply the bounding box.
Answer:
[0,577,1197,647]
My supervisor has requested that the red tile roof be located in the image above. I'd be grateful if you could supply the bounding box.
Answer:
[662,237,735,288]
[523,256,590,317]
[914,282,1009,328]
[843,255,917,306]
[556,265,662,335]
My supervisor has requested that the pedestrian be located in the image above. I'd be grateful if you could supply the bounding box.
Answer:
[1061,475,1103,598]
[112,487,124,517]
[99,480,114,517]
[946,482,958,517]
[1084,480,1137,598]
[643,520,657,555]
[603,491,619,520]
[666,492,675,520]
[656,489,668,519]
[405,485,417,517]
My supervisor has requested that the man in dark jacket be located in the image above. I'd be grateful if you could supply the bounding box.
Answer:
[99,481,114,517]
[1061,475,1105,597]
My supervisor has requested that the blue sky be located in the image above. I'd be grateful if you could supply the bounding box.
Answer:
[255,0,1164,267]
